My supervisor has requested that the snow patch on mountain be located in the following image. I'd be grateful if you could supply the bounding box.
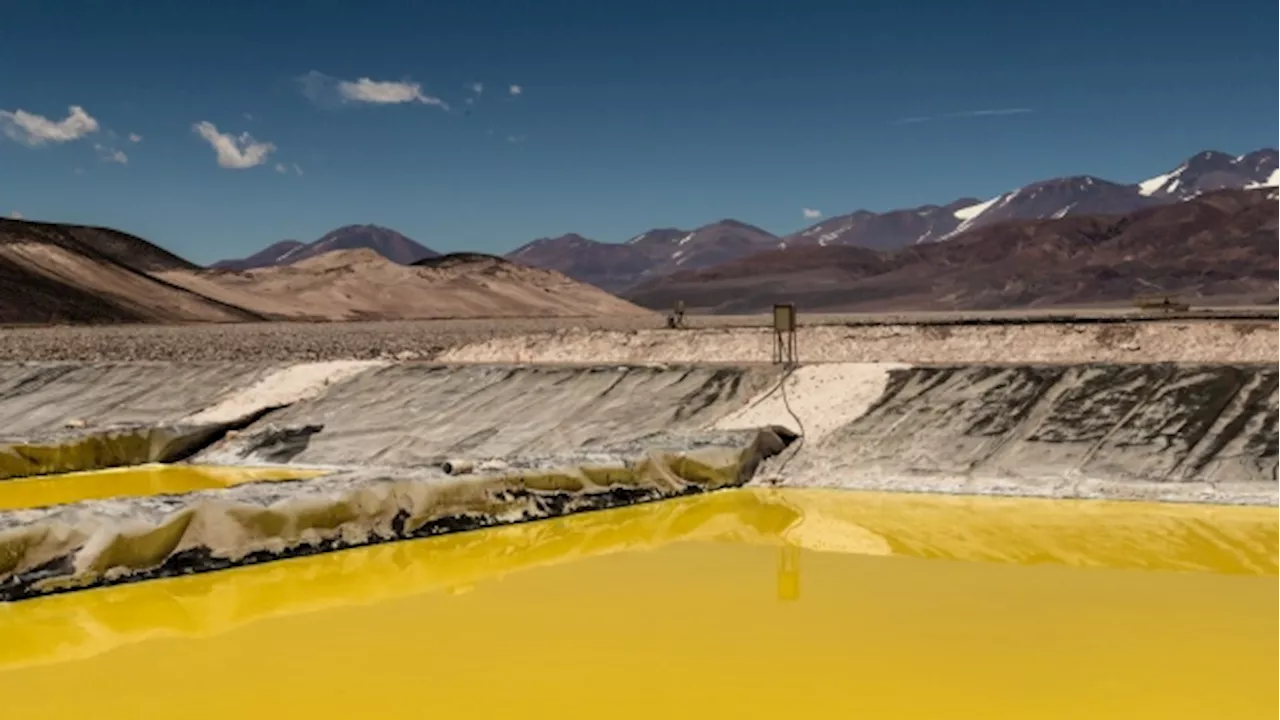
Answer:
[953,196,1000,221]
[1050,203,1076,219]
[276,243,306,263]
[939,192,1012,240]
[1246,168,1280,189]
[1138,166,1186,196]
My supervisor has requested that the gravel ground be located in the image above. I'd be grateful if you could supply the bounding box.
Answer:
[0,319,588,363]
[0,312,1274,363]
[0,318,688,362]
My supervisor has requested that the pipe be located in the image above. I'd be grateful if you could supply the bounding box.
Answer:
[441,459,474,476]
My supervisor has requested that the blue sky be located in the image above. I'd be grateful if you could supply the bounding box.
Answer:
[1,0,1275,264]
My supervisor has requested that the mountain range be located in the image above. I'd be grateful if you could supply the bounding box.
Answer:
[4,187,1274,325]
[505,220,783,293]
[501,148,1277,292]
[6,145,1271,325]
[624,187,1278,313]
[212,149,1275,295]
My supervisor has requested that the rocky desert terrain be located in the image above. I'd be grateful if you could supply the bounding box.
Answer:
[0,310,1273,363]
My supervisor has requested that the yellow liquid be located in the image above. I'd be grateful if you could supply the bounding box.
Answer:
[0,464,323,510]
[0,489,1275,719]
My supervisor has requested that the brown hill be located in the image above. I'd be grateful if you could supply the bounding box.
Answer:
[506,220,781,293]
[505,233,653,293]
[624,188,1279,313]
[0,218,263,324]
[160,249,652,321]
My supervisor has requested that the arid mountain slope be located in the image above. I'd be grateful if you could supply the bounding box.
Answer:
[0,219,262,324]
[504,233,653,293]
[211,240,306,271]
[786,199,980,251]
[625,188,1279,313]
[214,225,438,270]
[1,218,199,272]
[161,249,652,321]
[0,252,148,324]
[507,220,780,292]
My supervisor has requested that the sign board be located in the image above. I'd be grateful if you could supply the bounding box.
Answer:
[772,304,798,365]
[772,304,796,333]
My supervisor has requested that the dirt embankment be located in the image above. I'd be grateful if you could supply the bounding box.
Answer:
[0,360,795,600]
[438,321,1279,365]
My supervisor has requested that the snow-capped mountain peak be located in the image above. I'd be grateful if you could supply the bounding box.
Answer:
[1138,149,1276,200]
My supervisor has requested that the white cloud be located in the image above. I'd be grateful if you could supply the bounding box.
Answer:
[946,108,1032,118]
[292,163,303,176]
[893,108,1032,125]
[128,133,142,143]
[192,121,276,169]
[8,210,22,219]
[275,162,305,176]
[73,167,87,176]
[470,82,484,96]
[275,162,288,174]
[802,208,822,219]
[339,77,448,108]
[94,143,128,165]
[299,71,449,109]
[242,112,254,121]
[508,84,523,96]
[0,105,99,146]
[505,133,527,143]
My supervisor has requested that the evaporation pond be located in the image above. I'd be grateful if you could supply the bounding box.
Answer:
[1,489,1275,719]
[0,464,323,510]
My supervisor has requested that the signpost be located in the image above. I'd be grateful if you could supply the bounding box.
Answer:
[772,303,797,365]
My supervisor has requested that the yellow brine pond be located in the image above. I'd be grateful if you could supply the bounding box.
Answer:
[0,463,324,511]
[0,488,1275,719]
